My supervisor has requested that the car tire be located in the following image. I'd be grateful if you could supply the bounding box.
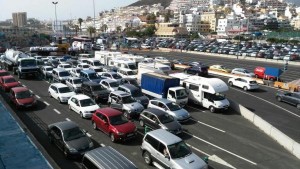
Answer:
[143,151,152,165]
[276,96,282,102]
[229,82,233,86]
[92,121,97,130]
[139,119,144,127]
[209,106,215,113]
[80,112,84,118]
[110,133,116,142]
[243,86,248,91]
[58,98,62,104]
[297,104,300,110]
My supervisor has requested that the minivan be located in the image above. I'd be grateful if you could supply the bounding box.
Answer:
[141,129,208,169]
[82,146,137,169]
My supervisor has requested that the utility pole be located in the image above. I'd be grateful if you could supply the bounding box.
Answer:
[52,1,58,33]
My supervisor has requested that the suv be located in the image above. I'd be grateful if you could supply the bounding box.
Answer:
[52,68,71,83]
[141,129,208,169]
[80,69,102,83]
[139,108,182,135]
[184,65,209,77]
[118,84,149,107]
[81,81,110,102]
[108,91,144,119]
[228,77,259,91]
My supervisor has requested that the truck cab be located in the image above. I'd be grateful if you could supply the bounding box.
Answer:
[167,87,188,107]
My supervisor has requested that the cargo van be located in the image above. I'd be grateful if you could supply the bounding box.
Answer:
[108,59,137,72]
[82,146,137,169]
[254,67,277,80]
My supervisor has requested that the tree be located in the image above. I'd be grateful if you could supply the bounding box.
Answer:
[189,32,199,40]
[101,24,108,32]
[74,25,79,36]
[143,25,156,37]
[78,18,83,32]
[87,26,96,38]
[116,26,122,33]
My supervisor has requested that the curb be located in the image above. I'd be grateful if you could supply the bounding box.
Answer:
[229,100,300,159]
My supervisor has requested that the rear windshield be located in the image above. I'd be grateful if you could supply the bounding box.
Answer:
[4,78,16,83]
[16,90,32,99]
[249,81,257,84]
[59,71,70,77]
[58,87,71,93]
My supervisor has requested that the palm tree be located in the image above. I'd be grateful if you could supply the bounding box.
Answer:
[74,25,79,36]
[87,26,96,38]
[101,24,108,33]
[78,18,83,32]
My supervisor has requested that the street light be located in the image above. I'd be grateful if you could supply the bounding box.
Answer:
[93,0,96,28]
[52,1,58,32]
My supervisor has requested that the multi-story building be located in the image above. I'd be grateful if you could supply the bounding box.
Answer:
[200,11,224,33]
[216,13,249,36]
[155,23,188,38]
[179,12,201,32]
[12,12,27,27]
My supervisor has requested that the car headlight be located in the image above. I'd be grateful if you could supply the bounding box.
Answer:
[89,142,94,148]
[69,147,77,153]
[84,111,90,114]
[117,131,124,135]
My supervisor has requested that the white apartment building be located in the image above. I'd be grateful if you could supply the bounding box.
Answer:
[217,13,248,36]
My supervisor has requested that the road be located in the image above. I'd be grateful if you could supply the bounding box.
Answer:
[0,68,299,169]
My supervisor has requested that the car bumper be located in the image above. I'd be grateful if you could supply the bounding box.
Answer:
[248,85,259,90]
[116,132,137,141]
[177,116,191,123]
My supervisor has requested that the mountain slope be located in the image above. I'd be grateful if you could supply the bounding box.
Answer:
[128,0,173,8]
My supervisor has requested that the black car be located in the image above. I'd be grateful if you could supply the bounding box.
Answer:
[47,121,94,158]
[184,65,209,77]
[139,108,182,135]
[81,81,110,102]
[120,78,140,88]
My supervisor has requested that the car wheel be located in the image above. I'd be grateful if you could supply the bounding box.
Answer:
[80,112,84,118]
[297,104,300,110]
[229,82,233,86]
[48,92,52,98]
[92,121,97,130]
[243,86,248,91]
[143,151,152,165]
[68,105,72,111]
[139,119,144,127]
[110,133,116,142]
[276,96,282,102]
[58,98,62,104]
[209,106,215,113]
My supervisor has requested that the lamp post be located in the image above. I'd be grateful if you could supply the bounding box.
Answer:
[52,1,58,33]
[93,0,96,28]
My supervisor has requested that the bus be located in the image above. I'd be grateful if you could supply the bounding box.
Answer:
[71,36,92,51]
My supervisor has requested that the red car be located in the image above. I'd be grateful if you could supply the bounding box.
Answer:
[0,70,10,77]
[9,87,36,109]
[0,75,21,92]
[92,107,137,142]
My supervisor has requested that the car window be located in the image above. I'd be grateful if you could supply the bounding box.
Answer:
[63,127,85,141]
[79,98,96,107]
[158,102,167,109]
[144,135,160,150]
[151,100,159,106]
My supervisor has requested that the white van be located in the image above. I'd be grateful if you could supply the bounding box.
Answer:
[117,68,137,79]
[182,75,230,113]
[109,59,137,72]
[95,51,122,65]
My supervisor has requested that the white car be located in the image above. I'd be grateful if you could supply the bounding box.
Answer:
[65,77,83,93]
[70,68,82,77]
[147,98,190,123]
[117,68,137,79]
[57,63,72,71]
[228,77,259,91]
[100,72,122,83]
[100,79,119,92]
[231,68,255,77]
[77,63,90,70]
[68,94,100,118]
[89,66,103,76]
[48,83,76,103]
[41,66,53,77]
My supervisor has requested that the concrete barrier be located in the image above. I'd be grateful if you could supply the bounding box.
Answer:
[229,100,300,159]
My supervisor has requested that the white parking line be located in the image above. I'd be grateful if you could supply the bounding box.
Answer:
[231,87,300,118]
[184,131,257,165]
[100,143,105,147]
[65,118,71,121]
[187,143,210,156]
[53,109,61,114]
[43,101,50,106]
[29,90,33,93]
[35,95,40,99]
[191,119,226,133]
[86,133,92,137]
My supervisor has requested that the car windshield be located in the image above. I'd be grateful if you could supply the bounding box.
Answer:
[243,69,250,73]
[112,74,122,79]
[94,68,102,72]
[92,85,105,91]
[58,87,71,93]
[20,60,36,67]
[63,127,85,141]
[93,62,102,66]
[158,114,174,124]
[109,115,128,125]
[0,72,9,76]
[79,98,96,107]
[249,81,257,84]
[128,64,137,70]
[89,73,98,79]
[176,89,188,99]
[64,65,72,68]
[127,71,136,75]
[219,65,226,69]
[211,93,225,101]
[4,78,16,83]
[168,141,192,159]
[109,82,119,87]
[122,95,135,104]
[16,90,32,99]
[83,65,89,68]
[131,89,143,97]
[59,71,70,77]
[166,102,181,111]
[46,68,53,71]
[73,79,82,84]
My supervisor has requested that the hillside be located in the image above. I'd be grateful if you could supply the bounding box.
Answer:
[128,0,173,8]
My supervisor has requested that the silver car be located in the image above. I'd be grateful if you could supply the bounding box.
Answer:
[231,68,255,77]
[276,91,300,109]
[148,98,190,122]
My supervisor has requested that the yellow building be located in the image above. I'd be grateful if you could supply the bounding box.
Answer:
[200,11,224,34]
[155,23,188,38]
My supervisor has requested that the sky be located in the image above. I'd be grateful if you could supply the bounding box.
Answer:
[0,0,137,21]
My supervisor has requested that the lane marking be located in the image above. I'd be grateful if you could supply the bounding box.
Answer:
[29,90,33,93]
[137,131,144,136]
[230,87,300,118]
[46,81,49,84]
[53,109,61,114]
[35,95,40,99]
[43,101,50,106]
[65,118,71,121]
[100,143,105,147]
[23,84,26,87]
[191,119,226,133]
[187,143,210,156]
[86,133,92,137]
[184,131,257,165]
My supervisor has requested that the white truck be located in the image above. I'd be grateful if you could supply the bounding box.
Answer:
[171,73,230,113]
[94,51,122,65]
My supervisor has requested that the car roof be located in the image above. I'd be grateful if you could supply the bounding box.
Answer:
[111,90,130,96]
[53,68,67,72]
[67,76,81,80]
[72,94,90,100]
[81,69,95,73]
[118,68,133,71]
[83,81,100,86]
[51,83,68,88]
[43,65,53,68]
[146,129,182,145]
[143,108,166,116]
[49,121,78,131]
[96,107,122,117]
[101,79,117,83]
[151,98,171,104]
[0,70,8,73]
[2,75,14,79]
[11,87,29,92]
[119,84,138,90]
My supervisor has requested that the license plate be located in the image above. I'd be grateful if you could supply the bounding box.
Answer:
[127,133,134,137]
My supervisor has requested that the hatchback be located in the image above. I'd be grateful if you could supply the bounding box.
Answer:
[228,77,259,91]
[0,75,21,92]
[68,94,100,118]
[9,87,36,109]
[48,83,76,103]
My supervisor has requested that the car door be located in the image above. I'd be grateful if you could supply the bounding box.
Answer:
[51,127,64,150]
[157,102,168,112]
[9,90,17,105]
[94,112,110,134]
[156,143,171,168]
[150,114,160,130]
[284,93,295,105]
[234,78,242,88]
[70,97,79,113]
[110,94,122,110]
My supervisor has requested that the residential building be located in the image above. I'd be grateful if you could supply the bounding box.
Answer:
[155,23,188,38]
[12,12,27,27]
[216,13,249,36]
